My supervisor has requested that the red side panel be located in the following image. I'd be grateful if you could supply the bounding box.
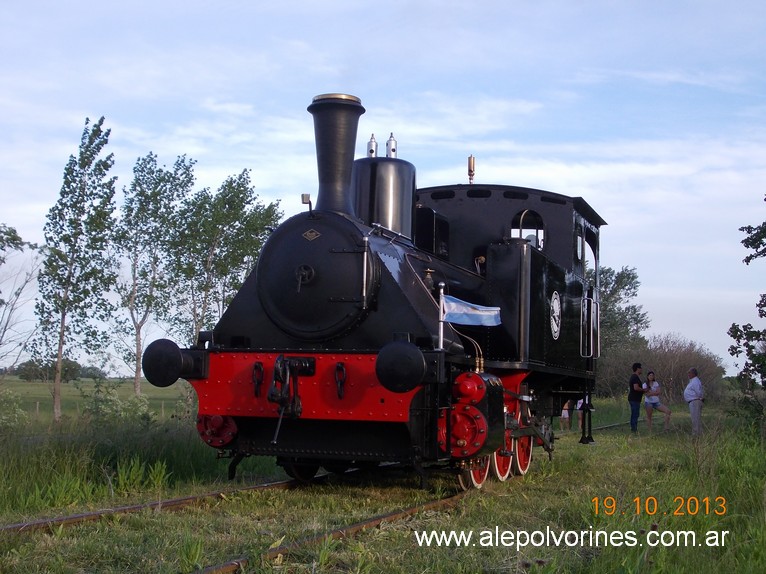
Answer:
[190,352,418,422]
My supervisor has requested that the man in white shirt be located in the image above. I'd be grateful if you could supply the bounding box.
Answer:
[683,367,704,436]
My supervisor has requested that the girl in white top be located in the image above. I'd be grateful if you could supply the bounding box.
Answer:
[642,371,672,432]
[560,400,572,431]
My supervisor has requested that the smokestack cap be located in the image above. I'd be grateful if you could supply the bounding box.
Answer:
[311,93,362,104]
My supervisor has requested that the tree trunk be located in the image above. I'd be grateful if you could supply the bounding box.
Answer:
[133,327,142,396]
[53,308,67,423]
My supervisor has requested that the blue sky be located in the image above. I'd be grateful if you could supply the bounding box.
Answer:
[2,1,764,375]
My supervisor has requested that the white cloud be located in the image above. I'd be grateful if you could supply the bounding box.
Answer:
[2,0,765,374]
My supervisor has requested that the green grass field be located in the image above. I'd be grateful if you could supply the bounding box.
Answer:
[1,376,189,424]
[0,381,763,573]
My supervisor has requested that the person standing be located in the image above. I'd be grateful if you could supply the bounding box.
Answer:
[560,400,572,431]
[643,371,672,432]
[628,363,646,433]
[683,367,704,436]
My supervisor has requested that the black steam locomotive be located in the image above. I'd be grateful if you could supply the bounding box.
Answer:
[143,93,604,489]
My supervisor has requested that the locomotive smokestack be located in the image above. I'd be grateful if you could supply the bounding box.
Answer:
[307,93,366,215]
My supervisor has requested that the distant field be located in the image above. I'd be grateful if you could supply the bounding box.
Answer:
[1,376,191,424]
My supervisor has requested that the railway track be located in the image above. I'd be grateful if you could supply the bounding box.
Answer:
[0,477,305,534]
[1,466,466,573]
[193,489,472,574]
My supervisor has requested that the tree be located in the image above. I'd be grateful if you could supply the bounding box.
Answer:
[597,266,650,350]
[34,117,118,422]
[80,365,108,380]
[113,153,196,395]
[16,359,45,382]
[0,225,39,377]
[728,194,766,386]
[0,225,27,263]
[16,357,81,383]
[591,266,651,396]
[164,170,282,344]
[643,333,725,403]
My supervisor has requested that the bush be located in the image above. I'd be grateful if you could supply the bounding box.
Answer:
[76,379,156,429]
[0,389,29,431]
[727,388,765,436]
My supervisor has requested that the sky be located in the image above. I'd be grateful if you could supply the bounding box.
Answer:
[1,1,764,376]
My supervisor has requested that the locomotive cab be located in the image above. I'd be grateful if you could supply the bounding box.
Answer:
[413,184,604,281]
[414,183,605,370]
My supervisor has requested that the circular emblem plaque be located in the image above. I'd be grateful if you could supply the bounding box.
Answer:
[550,291,561,340]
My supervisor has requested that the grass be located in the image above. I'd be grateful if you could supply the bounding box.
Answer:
[0,423,282,521]
[0,376,186,424]
[0,472,439,573]
[0,394,763,573]
[262,402,764,574]
[0,376,284,522]
[317,407,765,574]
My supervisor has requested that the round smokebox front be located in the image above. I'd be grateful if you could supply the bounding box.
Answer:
[256,213,378,341]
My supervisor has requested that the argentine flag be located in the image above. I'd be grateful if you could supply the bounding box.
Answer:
[442,295,502,327]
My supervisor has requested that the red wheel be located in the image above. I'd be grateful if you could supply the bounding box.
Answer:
[490,430,513,481]
[512,410,533,475]
[457,456,490,490]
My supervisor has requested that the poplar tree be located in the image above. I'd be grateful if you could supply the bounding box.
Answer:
[114,153,195,395]
[0,224,38,374]
[597,266,650,352]
[35,117,117,422]
[0,225,26,263]
[165,170,282,344]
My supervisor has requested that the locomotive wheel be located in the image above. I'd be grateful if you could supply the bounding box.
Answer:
[284,462,320,483]
[457,456,490,491]
[512,411,533,475]
[490,431,514,482]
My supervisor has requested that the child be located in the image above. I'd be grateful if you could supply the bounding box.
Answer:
[560,400,572,431]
